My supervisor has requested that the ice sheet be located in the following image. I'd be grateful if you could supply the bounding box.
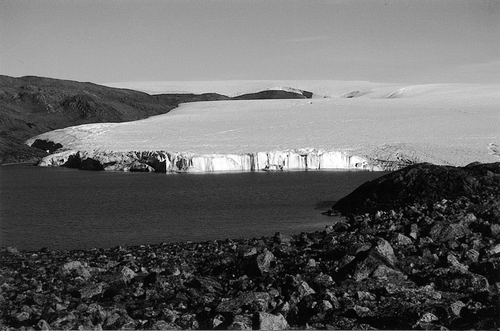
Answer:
[27,81,500,170]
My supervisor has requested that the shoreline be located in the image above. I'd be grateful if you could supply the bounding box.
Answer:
[0,162,38,167]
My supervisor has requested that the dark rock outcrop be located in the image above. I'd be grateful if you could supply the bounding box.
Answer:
[29,139,63,153]
[333,162,500,215]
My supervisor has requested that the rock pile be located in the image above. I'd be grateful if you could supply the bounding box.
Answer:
[1,162,499,330]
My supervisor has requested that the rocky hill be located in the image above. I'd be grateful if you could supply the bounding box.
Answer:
[232,89,311,100]
[0,76,229,164]
[332,162,500,215]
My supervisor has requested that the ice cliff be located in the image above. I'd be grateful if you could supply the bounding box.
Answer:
[37,149,377,173]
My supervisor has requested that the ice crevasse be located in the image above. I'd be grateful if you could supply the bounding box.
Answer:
[38,149,378,173]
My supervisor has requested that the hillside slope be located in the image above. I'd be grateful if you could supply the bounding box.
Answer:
[0,76,228,163]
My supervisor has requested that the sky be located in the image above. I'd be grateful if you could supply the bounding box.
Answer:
[1,0,499,85]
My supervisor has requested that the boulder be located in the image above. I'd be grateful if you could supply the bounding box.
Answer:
[120,266,136,283]
[216,292,271,314]
[80,283,103,299]
[256,249,276,275]
[254,312,289,330]
[60,261,91,279]
[228,315,253,330]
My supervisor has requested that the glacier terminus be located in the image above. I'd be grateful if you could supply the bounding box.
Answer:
[34,149,374,173]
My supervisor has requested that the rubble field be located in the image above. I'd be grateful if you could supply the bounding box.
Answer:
[1,162,499,330]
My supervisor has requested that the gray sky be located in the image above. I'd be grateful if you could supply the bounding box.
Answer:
[1,0,499,84]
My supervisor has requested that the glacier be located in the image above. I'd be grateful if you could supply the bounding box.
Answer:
[37,149,376,173]
[26,81,500,173]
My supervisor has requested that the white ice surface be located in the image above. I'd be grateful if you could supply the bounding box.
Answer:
[28,81,500,170]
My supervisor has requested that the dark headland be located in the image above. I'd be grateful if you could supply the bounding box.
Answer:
[1,162,499,330]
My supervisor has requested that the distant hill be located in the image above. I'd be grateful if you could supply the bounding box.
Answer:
[0,75,228,164]
[232,89,311,100]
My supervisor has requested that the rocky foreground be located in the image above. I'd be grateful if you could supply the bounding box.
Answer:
[1,162,499,330]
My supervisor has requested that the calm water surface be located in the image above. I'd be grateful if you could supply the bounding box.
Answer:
[0,165,386,251]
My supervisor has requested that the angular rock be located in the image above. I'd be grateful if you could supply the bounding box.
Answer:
[487,243,500,256]
[297,280,316,298]
[357,291,376,301]
[374,238,398,267]
[14,311,30,322]
[429,221,469,242]
[432,268,489,293]
[323,290,341,310]
[464,249,480,263]
[418,312,439,323]
[187,276,223,293]
[450,300,466,317]
[256,249,275,275]
[447,254,468,271]
[176,313,199,329]
[238,245,258,257]
[37,319,51,330]
[80,283,103,299]
[392,233,413,246]
[150,320,180,330]
[352,240,400,282]
[212,314,225,328]
[352,305,372,318]
[60,260,91,279]
[228,315,253,330]
[317,300,333,313]
[254,312,289,330]
[372,264,407,282]
[274,232,292,246]
[312,273,335,292]
[121,266,136,283]
[409,223,419,240]
[217,292,271,314]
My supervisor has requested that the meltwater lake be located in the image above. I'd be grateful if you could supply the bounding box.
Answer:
[0,165,386,251]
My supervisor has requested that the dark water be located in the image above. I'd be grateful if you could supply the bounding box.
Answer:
[0,165,386,251]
